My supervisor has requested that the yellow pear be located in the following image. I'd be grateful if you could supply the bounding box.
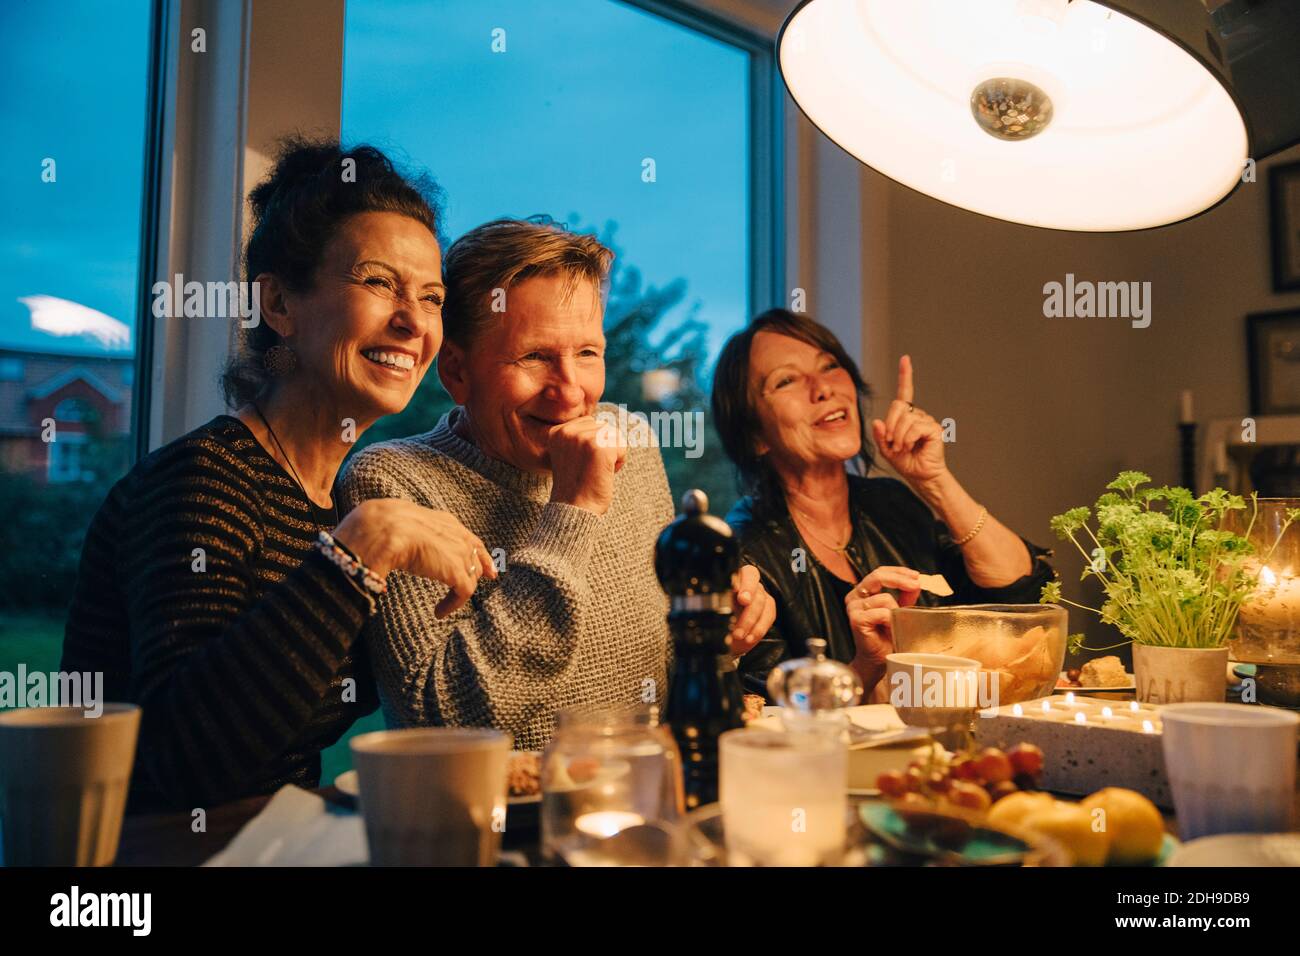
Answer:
[987,790,1057,831]
[1081,788,1165,865]
[1020,802,1110,867]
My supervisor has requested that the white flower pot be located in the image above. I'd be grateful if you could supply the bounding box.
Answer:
[1133,644,1228,704]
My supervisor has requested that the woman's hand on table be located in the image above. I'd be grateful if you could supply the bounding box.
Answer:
[730,564,777,655]
[333,499,498,617]
[871,355,948,486]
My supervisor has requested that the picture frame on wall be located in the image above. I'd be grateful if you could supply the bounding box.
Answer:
[1247,309,1300,416]
[1270,160,1300,292]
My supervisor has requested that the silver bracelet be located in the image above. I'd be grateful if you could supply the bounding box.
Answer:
[316,531,386,614]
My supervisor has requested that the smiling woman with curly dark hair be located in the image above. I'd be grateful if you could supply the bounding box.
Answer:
[60,139,500,812]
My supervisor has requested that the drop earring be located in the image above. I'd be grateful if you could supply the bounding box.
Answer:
[263,343,298,377]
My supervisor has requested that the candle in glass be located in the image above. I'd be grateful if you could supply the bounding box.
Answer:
[1226,499,1300,665]
[1236,564,1300,663]
[574,810,645,838]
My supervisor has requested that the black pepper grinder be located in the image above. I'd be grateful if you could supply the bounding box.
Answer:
[655,489,746,810]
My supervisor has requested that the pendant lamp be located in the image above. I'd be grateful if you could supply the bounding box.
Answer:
[778,0,1300,231]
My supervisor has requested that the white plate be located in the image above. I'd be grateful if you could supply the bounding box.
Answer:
[754,705,935,796]
[333,752,545,805]
[1166,833,1300,867]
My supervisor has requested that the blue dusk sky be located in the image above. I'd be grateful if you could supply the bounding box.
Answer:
[0,0,152,354]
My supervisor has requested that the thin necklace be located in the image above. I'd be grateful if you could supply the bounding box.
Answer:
[790,503,853,553]
[791,507,865,581]
[252,403,338,526]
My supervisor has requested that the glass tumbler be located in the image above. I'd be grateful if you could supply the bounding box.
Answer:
[718,726,848,866]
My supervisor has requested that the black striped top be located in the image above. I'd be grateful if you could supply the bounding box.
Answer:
[61,415,378,813]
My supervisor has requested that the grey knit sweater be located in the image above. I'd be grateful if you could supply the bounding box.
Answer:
[339,405,674,751]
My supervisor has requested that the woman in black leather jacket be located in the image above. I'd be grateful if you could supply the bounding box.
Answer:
[711,309,1056,700]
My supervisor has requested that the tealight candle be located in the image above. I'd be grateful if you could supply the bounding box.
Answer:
[1041,700,1052,713]
[1101,706,1114,719]
[1065,692,1075,705]
[1129,701,1141,712]
[1074,711,1087,725]
[574,810,644,839]
[1142,720,1155,734]
[1012,703,1023,717]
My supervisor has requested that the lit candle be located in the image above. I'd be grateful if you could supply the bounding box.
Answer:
[1101,706,1114,719]
[1074,711,1087,725]
[1240,565,1300,632]
[1041,700,1052,713]
[574,810,644,839]
[1064,692,1075,705]
[1012,703,1023,717]
[1142,720,1155,734]
[1129,701,1140,712]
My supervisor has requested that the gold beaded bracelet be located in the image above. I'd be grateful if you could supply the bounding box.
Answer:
[952,506,989,546]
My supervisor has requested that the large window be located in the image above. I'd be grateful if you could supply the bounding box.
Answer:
[0,0,153,671]
[342,0,762,508]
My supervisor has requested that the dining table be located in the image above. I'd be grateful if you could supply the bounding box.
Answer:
[113,765,1300,867]
[115,785,544,867]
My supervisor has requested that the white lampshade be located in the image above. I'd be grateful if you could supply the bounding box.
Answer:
[779,0,1251,231]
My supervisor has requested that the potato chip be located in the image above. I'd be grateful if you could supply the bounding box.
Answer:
[917,572,953,596]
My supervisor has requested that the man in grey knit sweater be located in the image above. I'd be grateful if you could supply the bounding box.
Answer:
[340,218,775,750]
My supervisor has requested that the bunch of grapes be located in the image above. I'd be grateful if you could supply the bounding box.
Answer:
[876,744,1044,814]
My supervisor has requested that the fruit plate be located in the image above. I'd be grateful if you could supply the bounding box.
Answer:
[859,801,1070,866]
[1151,833,1180,867]
[861,799,1178,866]
[1056,671,1136,694]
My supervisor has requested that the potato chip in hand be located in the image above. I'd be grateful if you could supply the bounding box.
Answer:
[917,573,953,597]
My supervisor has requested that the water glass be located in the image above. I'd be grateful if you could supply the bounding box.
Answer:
[719,726,847,866]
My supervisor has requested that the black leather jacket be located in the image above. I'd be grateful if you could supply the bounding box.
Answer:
[726,475,1057,697]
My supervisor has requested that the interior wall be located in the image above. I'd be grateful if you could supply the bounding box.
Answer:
[242,0,344,207]
[878,143,1300,650]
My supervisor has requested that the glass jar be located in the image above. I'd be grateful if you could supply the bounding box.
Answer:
[540,704,683,866]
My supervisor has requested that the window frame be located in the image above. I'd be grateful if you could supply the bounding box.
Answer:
[618,0,785,320]
[130,0,172,464]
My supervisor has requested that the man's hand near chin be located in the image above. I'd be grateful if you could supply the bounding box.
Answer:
[546,415,627,516]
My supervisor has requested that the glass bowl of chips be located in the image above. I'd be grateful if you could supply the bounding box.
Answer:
[889,604,1068,706]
